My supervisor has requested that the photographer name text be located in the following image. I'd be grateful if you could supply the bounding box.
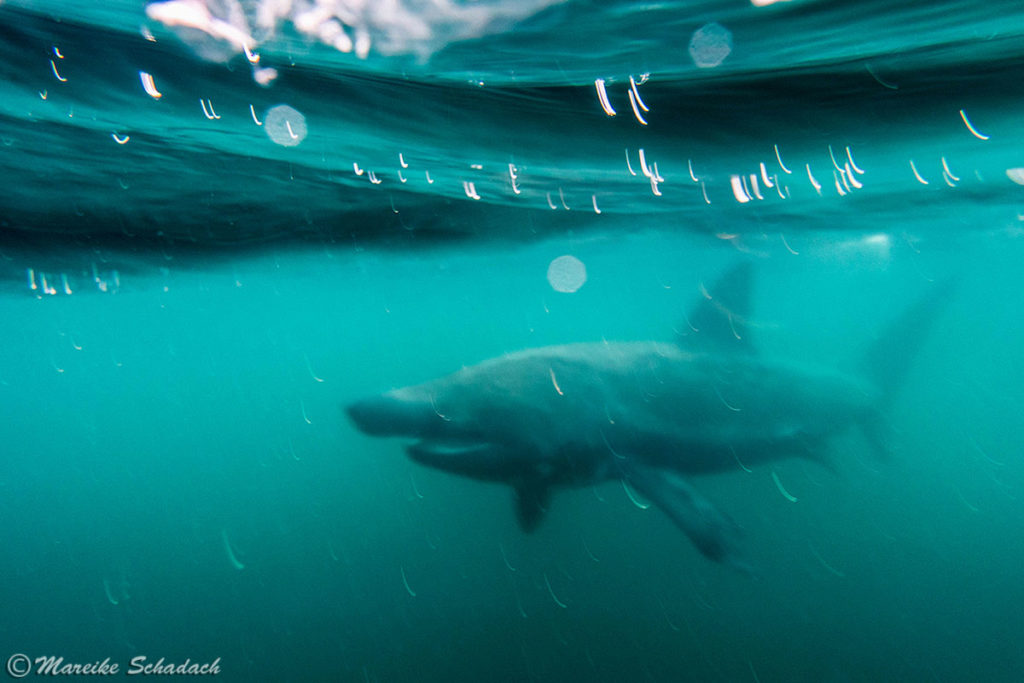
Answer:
[6,654,221,678]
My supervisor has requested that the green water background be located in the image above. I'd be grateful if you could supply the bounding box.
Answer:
[2,230,1022,681]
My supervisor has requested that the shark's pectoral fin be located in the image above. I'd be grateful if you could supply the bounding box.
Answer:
[512,475,551,533]
[625,463,751,573]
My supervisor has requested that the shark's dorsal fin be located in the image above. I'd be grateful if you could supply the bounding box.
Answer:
[677,262,754,354]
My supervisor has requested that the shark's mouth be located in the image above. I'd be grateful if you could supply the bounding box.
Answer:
[406,439,516,481]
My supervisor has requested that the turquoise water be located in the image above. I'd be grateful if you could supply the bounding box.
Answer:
[1,1,1023,681]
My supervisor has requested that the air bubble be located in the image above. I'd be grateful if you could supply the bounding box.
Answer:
[547,255,587,293]
[264,104,307,147]
[689,22,732,68]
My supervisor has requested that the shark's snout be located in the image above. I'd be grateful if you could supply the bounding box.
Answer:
[346,393,440,437]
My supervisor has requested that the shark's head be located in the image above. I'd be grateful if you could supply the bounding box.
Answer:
[347,381,558,533]
[346,386,527,483]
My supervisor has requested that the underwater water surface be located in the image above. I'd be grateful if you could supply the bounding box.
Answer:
[1,1,1023,681]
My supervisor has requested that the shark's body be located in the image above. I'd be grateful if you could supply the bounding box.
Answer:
[347,264,951,569]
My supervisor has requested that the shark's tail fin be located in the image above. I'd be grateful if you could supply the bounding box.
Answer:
[857,276,958,459]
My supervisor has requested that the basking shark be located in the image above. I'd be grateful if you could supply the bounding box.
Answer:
[347,264,952,569]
